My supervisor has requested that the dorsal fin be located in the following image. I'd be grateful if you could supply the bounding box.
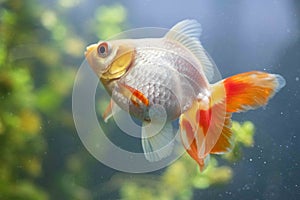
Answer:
[165,19,221,83]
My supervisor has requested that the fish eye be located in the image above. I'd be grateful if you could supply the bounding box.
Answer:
[97,42,111,58]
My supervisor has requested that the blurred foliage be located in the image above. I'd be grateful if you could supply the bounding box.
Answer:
[94,4,128,39]
[0,0,128,199]
[0,1,48,199]
[0,0,256,200]
[222,121,255,162]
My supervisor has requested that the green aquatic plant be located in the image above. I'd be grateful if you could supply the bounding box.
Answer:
[94,4,128,39]
[0,1,129,200]
[0,2,48,199]
[222,121,255,162]
[0,0,80,199]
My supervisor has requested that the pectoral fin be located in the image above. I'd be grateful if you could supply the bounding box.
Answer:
[102,99,121,123]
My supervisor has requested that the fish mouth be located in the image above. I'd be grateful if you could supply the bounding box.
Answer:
[84,43,98,58]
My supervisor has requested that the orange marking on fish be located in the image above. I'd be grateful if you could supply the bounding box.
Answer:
[196,108,212,136]
[181,119,194,147]
[132,90,149,106]
[131,98,140,107]
[180,119,206,170]
[118,83,149,107]
[210,113,233,154]
[182,108,233,170]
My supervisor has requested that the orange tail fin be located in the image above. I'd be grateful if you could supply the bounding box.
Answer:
[180,71,285,171]
[222,71,286,112]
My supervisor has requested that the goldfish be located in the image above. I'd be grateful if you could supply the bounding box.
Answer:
[84,20,286,171]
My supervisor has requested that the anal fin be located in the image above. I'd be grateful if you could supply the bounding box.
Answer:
[142,122,174,162]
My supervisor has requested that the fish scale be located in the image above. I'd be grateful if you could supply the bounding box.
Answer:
[112,46,201,121]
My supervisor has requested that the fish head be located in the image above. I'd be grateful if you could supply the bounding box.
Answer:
[85,40,135,81]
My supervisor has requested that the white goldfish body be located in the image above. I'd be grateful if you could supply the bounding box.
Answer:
[85,20,286,171]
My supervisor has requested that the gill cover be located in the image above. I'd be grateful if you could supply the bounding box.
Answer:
[101,45,135,80]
